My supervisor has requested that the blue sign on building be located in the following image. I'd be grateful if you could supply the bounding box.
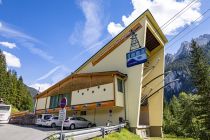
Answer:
[126,47,147,67]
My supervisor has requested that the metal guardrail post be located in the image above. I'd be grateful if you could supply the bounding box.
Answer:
[101,127,105,138]
[119,125,122,132]
[60,133,65,140]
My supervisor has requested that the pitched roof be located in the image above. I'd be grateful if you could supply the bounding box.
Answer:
[36,9,167,98]
[74,9,167,73]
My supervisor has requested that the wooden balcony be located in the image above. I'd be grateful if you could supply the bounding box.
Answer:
[35,71,127,113]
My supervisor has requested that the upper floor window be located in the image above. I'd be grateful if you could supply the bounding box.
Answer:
[117,78,124,93]
[49,93,71,109]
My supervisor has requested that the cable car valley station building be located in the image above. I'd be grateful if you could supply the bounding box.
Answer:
[35,10,167,138]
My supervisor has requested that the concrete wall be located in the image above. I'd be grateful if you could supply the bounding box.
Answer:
[46,97,50,109]
[76,18,147,128]
[71,83,114,105]
[67,107,125,126]
[140,18,165,137]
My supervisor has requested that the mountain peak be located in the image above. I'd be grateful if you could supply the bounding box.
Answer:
[195,34,210,46]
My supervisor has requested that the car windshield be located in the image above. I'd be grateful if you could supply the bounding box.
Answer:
[0,105,10,113]
[53,117,58,120]
[77,117,87,121]
[44,115,52,120]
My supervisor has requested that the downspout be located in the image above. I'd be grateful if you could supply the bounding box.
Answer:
[123,78,127,121]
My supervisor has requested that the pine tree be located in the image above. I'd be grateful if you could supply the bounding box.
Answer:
[0,50,7,102]
[189,40,210,137]
[0,50,33,111]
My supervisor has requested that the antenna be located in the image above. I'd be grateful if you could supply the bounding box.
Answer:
[130,30,141,51]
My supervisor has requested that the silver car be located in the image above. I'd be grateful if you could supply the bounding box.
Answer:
[35,114,53,126]
[42,116,61,128]
[63,117,92,130]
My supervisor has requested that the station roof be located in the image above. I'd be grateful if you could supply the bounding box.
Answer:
[36,10,167,99]
[74,9,168,73]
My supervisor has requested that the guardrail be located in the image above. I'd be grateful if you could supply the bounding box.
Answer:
[44,123,126,140]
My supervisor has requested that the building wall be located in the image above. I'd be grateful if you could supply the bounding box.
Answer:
[67,107,125,126]
[35,12,166,137]
[46,97,50,109]
[36,97,46,110]
[147,49,164,127]
[71,83,114,105]
[76,18,147,128]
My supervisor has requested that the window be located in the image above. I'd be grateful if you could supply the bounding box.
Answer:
[53,117,58,120]
[0,106,10,111]
[64,93,71,106]
[50,93,71,108]
[80,111,86,116]
[70,117,76,120]
[49,95,59,108]
[44,115,52,120]
[117,78,124,93]
[77,117,87,121]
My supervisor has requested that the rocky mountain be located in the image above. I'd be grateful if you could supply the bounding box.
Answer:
[164,34,210,100]
[26,85,38,102]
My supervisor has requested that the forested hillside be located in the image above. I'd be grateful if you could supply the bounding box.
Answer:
[0,50,33,111]
[163,40,210,139]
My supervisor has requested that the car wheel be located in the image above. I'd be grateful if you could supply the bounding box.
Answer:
[69,124,75,130]
[87,123,92,128]
[51,123,56,128]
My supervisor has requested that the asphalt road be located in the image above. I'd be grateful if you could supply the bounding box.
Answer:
[0,124,62,140]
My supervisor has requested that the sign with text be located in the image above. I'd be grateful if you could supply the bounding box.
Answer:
[59,108,66,121]
[126,47,147,67]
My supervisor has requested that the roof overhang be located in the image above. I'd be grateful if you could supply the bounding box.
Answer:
[36,71,127,98]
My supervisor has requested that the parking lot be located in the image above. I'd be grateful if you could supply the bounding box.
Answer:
[0,124,66,140]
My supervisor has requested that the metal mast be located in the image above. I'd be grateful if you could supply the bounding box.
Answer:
[130,30,141,51]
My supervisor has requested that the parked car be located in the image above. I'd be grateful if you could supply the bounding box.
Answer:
[35,114,54,126]
[42,116,61,128]
[63,117,92,130]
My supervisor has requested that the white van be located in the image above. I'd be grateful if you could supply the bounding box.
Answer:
[35,114,53,126]
[0,104,12,123]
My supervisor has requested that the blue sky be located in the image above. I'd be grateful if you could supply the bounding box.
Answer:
[0,0,209,91]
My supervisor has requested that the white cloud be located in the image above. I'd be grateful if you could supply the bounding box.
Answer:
[107,22,124,37]
[31,65,70,92]
[107,0,202,37]
[36,65,65,81]
[0,22,40,43]
[0,41,16,49]
[3,51,21,68]
[30,83,52,92]
[0,22,56,64]
[69,0,105,51]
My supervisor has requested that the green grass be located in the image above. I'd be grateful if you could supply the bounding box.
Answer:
[92,130,194,140]
[149,134,194,140]
[93,128,142,140]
